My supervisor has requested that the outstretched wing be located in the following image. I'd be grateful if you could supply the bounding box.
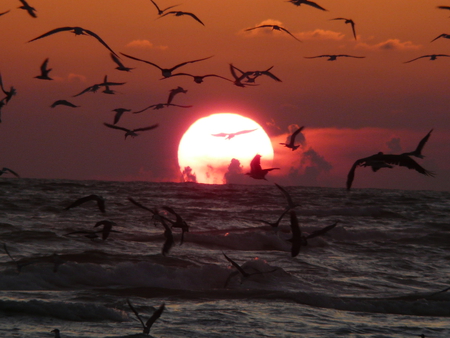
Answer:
[83,28,119,57]
[223,253,249,277]
[134,124,159,132]
[145,303,165,329]
[126,299,147,330]
[306,221,339,239]
[28,27,74,42]
[121,53,163,70]
[104,123,130,132]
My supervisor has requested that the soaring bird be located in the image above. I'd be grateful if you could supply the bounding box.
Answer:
[431,33,450,42]
[161,206,189,244]
[402,129,433,159]
[65,194,106,213]
[304,221,340,242]
[103,122,159,139]
[127,299,165,335]
[287,0,327,11]
[280,126,304,151]
[28,26,119,57]
[304,54,365,61]
[50,99,79,108]
[150,0,180,15]
[121,53,213,78]
[346,152,435,190]
[73,75,125,97]
[112,108,131,124]
[229,64,259,87]
[66,220,120,241]
[330,18,356,40]
[18,0,36,18]
[34,58,53,80]
[211,129,257,140]
[110,53,134,72]
[404,54,450,63]
[245,154,280,180]
[165,72,233,84]
[0,167,20,178]
[245,24,302,42]
[132,103,192,114]
[167,86,187,105]
[159,10,204,25]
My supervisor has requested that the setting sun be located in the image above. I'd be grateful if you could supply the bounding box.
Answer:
[177,113,274,184]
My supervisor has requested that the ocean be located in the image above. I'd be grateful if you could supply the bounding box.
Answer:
[0,178,449,338]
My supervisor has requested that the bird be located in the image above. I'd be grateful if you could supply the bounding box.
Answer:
[73,75,125,97]
[280,126,304,151]
[233,66,282,83]
[167,86,187,105]
[288,210,304,257]
[159,10,204,26]
[34,58,53,80]
[103,123,159,139]
[132,103,192,114]
[346,152,435,190]
[287,0,327,11]
[161,206,189,244]
[94,220,119,240]
[28,26,119,57]
[160,218,174,256]
[127,299,165,335]
[51,329,61,338]
[229,64,259,87]
[330,18,356,40]
[274,183,299,211]
[165,72,233,84]
[18,0,36,18]
[50,99,79,108]
[121,53,213,78]
[112,108,131,124]
[304,221,340,242]
[0,73,16,104]
[304,54,365,61]
[246,155,280,180]
[255,208,289,228]
[403,54,450,63]
[64,194,106,213]
[245,24,302,42]
[402,129,433,159]
[0,167,20,178]
[128,197,171,226]
[430,33,450,42]
[110,52,134,72]
[211,129,257,140]
[150,0,180,15]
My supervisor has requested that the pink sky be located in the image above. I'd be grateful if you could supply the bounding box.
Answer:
[0,0,448,191]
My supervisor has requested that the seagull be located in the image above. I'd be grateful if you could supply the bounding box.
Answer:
[234,66,282,83]
[132,103,192,114]
[64,194,106,213]
[0,73,16,104]
[121,53,213,78]
[288,210,304,257]
[161,206,189,244]
[150,0,180,15]
[110,53,134,72]
[431,33,450,42]
[65,220,120,241]
[402,129,433,159]
[28,26,119,57]
[288,0,327,11]
[112,108,131,124]
[280,126,304,151]
[165,72,233,84]
[18,0,36,18]
[330,18,356,40]
[211,129,257,140]
[0,167,20,178]
[103,122,159,139]
[304,221,340,242]
[51,329,61,338]
[127,299,165,335]
[50,99,79,108]
[245,24,302,42]
[128,197,171,226]
[73,75,125,97]
[346,152,435,190]
[34,58,53,80]
[245,154,280,180]
[403,54,450,63]
[167,86,187,105]
[159,10,204,25]
[229,64,257,87]
[304,54,365,61]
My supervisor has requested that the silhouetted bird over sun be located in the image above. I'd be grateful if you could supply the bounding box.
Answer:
[211,129,257,140]
[280,126,304,150]
[246,154,280,180]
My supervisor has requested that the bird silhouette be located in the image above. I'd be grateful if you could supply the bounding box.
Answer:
[18,0,36,18]
[112,108,131,124]
[245,24,302,42]
[280,126,304,150]
[245,154,280,180]
[0,73,16,104]
[159,10,204,25]
[34,58,53,80]
[150,0,180,15]
[211,129,257,140]
[103,123,159,139]
[287,0,327,11]
[50,99,79,108]
[161,205,189,244]
[28,26,119,57]
[167,86,187,105]
[430,33,450,42]
[165,72,233,84]
[65,194,106,213]
[346,152,435,190]
[402,129,433,159]
[73,75,125,97]
[330,18,356,40]
[0,167,20,178]
[132,102,192,114]
[110,53,134,72]
[127,299,165,335]
[304,54,365,61]
[404,54,450,63]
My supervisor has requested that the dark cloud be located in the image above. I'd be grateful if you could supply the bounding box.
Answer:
[223,158,248,184]
[181,166,197,183]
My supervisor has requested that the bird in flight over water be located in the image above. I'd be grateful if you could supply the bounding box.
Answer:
[127,299,165,335]
[330,18,356,40]
[103,123,159,139]
[246,154,280,180]
[34,58,53,80]
[65,194,106,213]
[403,54,450,63]
[346,152,435,190]
[28,26,120,57]
[158,10,204,25]
[211,129,258,140]
[401,129,433,159]
[280,126,304,151]
[245,24,302,42]
[0,167,20,178]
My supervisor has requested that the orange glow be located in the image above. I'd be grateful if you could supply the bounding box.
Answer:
[178,113,274,184]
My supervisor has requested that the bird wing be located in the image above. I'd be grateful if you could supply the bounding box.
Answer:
[223,253,249,277]
[415,129,433,155]
[133,124,159,132]
[233,129,258,136]
[162,225,174,256]
[275,183,296,209]
[0,73,6,95]
[2,167,20,178]
[104,123,130,132]
[346,158,366,190]
[145,303,165,329]
[211,133,228,137]
[279,27,302,42]
[3,243,16,262]
[403,55,429,63]
[127,299,147,330]
[40,58,50,72]
[82,28,119,57]
[381,155,435,176]
[304,0,327,11]
[250,155,263,172]
[65,194,102,210]
[289,126,304,145]
[306,221,339,239]
[169,55,213,72]
[350,21,357,40]
[51,100,78,108]
[28,27,75,42]
[120,53,163,70]
[0,10,10,16]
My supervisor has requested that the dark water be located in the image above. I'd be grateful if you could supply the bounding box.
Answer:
[1,178,450,337]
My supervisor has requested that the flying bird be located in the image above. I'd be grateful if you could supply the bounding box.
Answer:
[18,0,36,18]
[330,18,356,40]
[287,0,327,11]
[211,129,257,140]
[245,154,280,180]
[64,194,106,213]
[402,129,433,159]
[150,0,180,15]
[132,102,192,114]
[159,11,204,25]
[50,99,79,108]
[288,210,304,257]
[112,108,131,124]
[280,126,304,151]
[255,208,290,228]
[110,53,134,72]
[0,73,17,104]
[167,86,187,105]
[229,64,259,87]
[304,54,365,61]
[0,167,20,178]
[160,218,174,256]
[274,183,299,211]
[430,33,450,42]
[103,122,159,139]
[34,58,53,80]
[65,220,120,241]
[73,75,125,97]
[121,53,213,78]
[346,152,435,190]
[165,72,233,84]
[28,26,119,57]
[304,221,340,242]
[161,205,189,244]
[245,24,302,42]
[127,299,165,335]
[403,54,450,63]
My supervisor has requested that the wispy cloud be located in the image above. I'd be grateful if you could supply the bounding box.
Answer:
[356,38,421,51]
[126,39,168,50]
[296,29,345,41]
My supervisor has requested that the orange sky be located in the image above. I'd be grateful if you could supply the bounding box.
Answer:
[0,0,449,190]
